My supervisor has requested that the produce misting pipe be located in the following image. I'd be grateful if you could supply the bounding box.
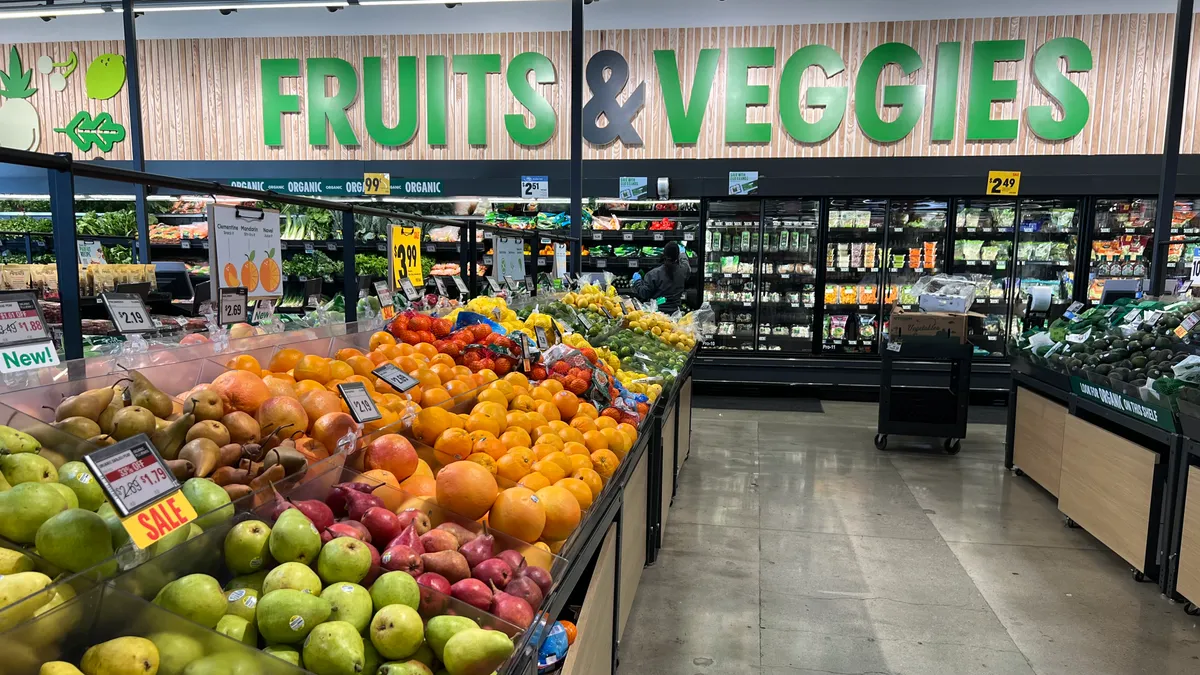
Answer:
[1149,0,1195,295]
[122,0,151,264]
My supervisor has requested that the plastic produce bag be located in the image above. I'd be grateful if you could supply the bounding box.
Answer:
[907,274,977,311]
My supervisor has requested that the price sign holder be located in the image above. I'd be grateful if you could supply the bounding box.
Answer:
[504,275,518,292]
[218,287,248,325]
[338,382,382,423]
[102,292,156,334]
[374,281,396,320]
[453,275,470,296]
[372,363,419,394]
[252,298,277,324]
[434,277,448,297]
[0,292,58,374]
[399,278,420,302]
[524,276,535,294]
[535,326,549,350]
[486,277,502,294]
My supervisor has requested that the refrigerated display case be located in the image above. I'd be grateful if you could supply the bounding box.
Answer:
[823,198,887,354]
[953,198,1016,356]
[1014,198,1079,336]
[757,199,819,353]
[1163,198,1200,292]
[702,201,761,350]
[1088,198,1152,301]
[883,199,949,339]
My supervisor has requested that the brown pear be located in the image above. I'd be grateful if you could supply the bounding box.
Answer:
[150,413,195,460]
[178,438,221,477]
[129,372,173,419]
[186,420,231,447]
[222,412,262,445]
[87,434,116,447]
[52,416,102,440]
[97,385,125,435]
[54,387,115,422]
[184,387,225,422]
[110,406,156,441]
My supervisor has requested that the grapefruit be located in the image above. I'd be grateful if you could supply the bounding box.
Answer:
[489,487,546,542]
[435,461,499,520]
[535,485,582,540]
[211,369,270,415]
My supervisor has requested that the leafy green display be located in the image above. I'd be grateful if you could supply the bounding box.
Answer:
[354,254,388,278]
[282,250,342,278]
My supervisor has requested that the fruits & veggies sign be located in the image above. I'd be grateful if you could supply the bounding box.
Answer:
[209,205,283,301]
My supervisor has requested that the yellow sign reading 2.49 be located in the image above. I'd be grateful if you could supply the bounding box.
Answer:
[390,224,423,290]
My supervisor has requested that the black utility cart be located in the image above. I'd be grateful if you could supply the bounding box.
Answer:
[875,336,973,453]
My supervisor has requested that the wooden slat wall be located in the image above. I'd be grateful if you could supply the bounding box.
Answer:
[3,12,1193,161]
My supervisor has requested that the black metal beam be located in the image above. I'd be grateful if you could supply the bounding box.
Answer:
[48,154,82,360]
[122,0,150,264]
[1150,0,1196,294]
[569,0,584,275]
[342,211,357,323]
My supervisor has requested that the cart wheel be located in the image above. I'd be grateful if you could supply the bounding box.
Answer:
[944,438,961,455]
[1132,569,1147,583]
[874,434,888,450]
[1064,517,1079,529]
[1014,468,1025,477]
[1184,602,1200,616]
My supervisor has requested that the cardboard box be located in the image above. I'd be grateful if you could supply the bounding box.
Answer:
[889,308,983,344]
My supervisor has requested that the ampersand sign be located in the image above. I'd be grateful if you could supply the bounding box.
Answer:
[582,50,646,146]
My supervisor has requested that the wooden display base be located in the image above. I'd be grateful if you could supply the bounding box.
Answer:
[1013,387,1066,496]
[1177,466,1200,605]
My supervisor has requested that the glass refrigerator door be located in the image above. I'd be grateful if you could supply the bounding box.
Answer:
[883,199,949,339]
[953,198,1016,357]
[1163,198,1200,293]
[823,198,887,354]
[1014,199,1080,334]
[757,199,819,354]
[702,201,761,351]
[1088,198,1154,302]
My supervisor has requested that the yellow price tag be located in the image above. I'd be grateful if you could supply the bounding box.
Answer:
[986,171,1021,196]
[120,492,198,550]
[390,224,424,289]
[364,172,391,196]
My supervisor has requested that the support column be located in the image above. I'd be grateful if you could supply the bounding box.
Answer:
[49,154,82,360]
[569,0,584,275]
[342,210,358,324]
[1150,0,1195,294]
[122,0,151,264]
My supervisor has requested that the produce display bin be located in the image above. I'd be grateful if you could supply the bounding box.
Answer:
[560,524,618,675]
[1174,464,1200,612]
[1011,387,1068,496]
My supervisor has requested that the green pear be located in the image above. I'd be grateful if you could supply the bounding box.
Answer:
[148,518,194,558]
[321,582,373,634]
[0,482,69,543]
[363,641,383,675]
[303,620,365,675]
[370,603,425,660]
[318,536,372,584]
[256,588,331,644]
[408,644,436,670]
[263,644,303,667]
[268,508,321,564]
[146,631,205,675]
[45,482,79,510]
[39,663,84,675]
[424,616,480,663]
[109,405,156,441]
[58,461,107,511]
[224,587,259,622]
[181,478,233,530]
[224,519,273,574]
[378,662,434,675]
[0,468,10,491]
[225,570,269,595]
[0,546,36,574]
[80,636,160,675]
[0,571,53,632]
[370,571,420,613]
[0,453,58,484]
[28,581,81,650]
[263,561,322,595]
[35,508,116,575]
[96,502,131,550]
[0,424,42,453]
[153,573,226,628]
[180,652,259,675]
[441,629,514,675]
[216,613,257,645]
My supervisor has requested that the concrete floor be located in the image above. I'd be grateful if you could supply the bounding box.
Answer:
[617,402,1200,675]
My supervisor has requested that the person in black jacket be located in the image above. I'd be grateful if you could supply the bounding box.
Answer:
[629,242,690,314]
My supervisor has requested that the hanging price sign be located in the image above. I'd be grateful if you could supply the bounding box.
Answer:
[338,382,382,423]
[521,175,549,199]
[372,363,420,394]
[218,287,248,325]
[364,172,391,196]
[83,434,198,549]
[389,224,424,288]
[102,292,156,334]
[986,170,1021,196]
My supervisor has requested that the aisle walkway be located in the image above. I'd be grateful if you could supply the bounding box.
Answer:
[618,402,1200,675]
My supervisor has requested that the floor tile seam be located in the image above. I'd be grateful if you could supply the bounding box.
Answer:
[760,593,992,612]
[755,525,941,542]
[938,539,1104,551]
[757,626,1024,654]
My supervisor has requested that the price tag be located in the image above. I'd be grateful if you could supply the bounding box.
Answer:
[525,276,535,293]
[653,232,664,241]
[535,326,549,350]
[372,363,419,394]
[486,277,501,293]
[338,382,382,423]
[326,241,337,251]
[1123,308,1143,325]
[574,308,593,331]
[1176,312,1200,338]
[600,305,615,319]
[684,232,695,241]
[504,275,518,292]
[1143,310,1163,328]
[304,242,314,254]
[434,277,448,296]
[218,287,248,325]
[887,341,902,352]
[986,170,1021,196]
[592,232,603,241]
[520,175,549,199]
[364,172,391,196]
[306,294,320,308]
[622,232,634,241]
[453,275,469,295]
[102,292,156,334]
[83,434,190,525]
[399,278,420,302]
[0,295,52,348]
[629,259,639,268]
[180,240,191,250]
[597,259,607,268]
[252,299,276,323]
[551,318,564,343]
[76,239,106,266]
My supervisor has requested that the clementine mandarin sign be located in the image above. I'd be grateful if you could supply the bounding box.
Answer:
[209,205,284,301]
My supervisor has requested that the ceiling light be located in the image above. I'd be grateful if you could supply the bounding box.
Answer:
[137,0,348,12]
[357,0,550,6]
[0,5,107,20]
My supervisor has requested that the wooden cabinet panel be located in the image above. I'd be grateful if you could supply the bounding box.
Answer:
[1177,467,1200,605]
[1013,387,1067,496]
[1059,415,1159,571]
[678,377,692,469]
[619,452,649,637]
[660,407,677,538]
[562,524,617,675]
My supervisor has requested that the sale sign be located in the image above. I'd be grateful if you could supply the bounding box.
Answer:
[390,224,424,289]
[84,434,199,549]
